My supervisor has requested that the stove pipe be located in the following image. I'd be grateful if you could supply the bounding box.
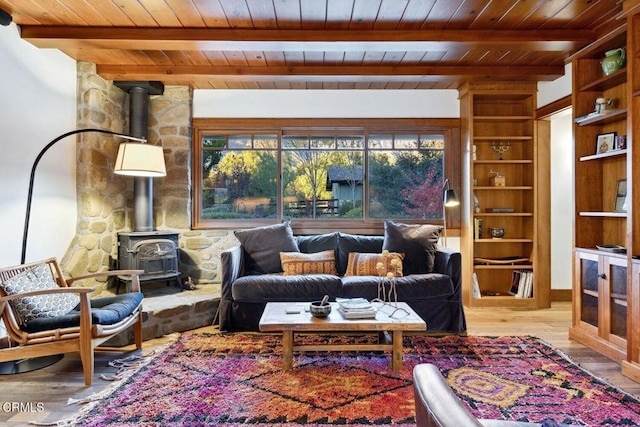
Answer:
[115,81,165,232]
[129,87,154,232]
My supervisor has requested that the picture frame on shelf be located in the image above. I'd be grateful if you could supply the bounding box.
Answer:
[596,132,616,154]
[614,179,628,213]
[615,134,627,150]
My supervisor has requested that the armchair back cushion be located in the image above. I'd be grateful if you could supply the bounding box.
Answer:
[0,263,79,323]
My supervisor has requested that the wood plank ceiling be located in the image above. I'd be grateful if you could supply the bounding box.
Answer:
[0,0,625,89]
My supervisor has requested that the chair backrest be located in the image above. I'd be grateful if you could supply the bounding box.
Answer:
[0,258,69,340]
[0,257,68,287]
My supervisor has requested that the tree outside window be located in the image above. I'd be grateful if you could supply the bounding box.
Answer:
[193,121,454,231]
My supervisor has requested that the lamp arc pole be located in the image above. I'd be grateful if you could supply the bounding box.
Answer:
[20,128,146,264]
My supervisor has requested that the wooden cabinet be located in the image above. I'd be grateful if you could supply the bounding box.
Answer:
[569,23,632,363]
[569,8,640,382]
[460,81,550,308]
[622,7,640,382]
[570,249,628,362]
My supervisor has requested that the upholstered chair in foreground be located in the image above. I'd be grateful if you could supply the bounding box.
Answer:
[413,363,564,427]
[0,257,143,385]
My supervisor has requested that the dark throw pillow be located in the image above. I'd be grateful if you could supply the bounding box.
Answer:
[234,221,299,274]
[382,220,442,275]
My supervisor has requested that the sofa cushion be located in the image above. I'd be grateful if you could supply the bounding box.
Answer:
[234,221,299,274]
[340,274,454,301]
[295,232,339,253]
[382,220,442,274]
[280,250,338,275]
[344,252,404,277]
[337,233,384,276]
[231,274,343,302]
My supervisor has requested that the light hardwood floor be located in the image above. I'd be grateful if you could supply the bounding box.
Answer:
[1,301,639,425]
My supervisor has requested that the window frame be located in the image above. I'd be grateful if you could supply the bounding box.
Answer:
[192,118,461,234]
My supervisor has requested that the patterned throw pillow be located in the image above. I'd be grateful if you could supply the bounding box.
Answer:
[344,252,404,277]
[0,263,80,323]
[279,250,338,276]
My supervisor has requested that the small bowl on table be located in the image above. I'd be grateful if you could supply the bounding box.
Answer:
[310,301,332,318]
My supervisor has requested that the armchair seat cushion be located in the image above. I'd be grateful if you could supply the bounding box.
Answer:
[21,292,143,333]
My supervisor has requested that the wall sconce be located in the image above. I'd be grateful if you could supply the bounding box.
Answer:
[442,178,460,247]
[21,128,166,263]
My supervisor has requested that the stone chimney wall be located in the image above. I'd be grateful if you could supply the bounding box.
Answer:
[61,62,235,295]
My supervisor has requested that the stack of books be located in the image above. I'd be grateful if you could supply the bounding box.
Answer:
[509,270,533,298]
[336,297,377,319]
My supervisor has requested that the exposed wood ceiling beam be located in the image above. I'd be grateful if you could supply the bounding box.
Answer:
[21,27,595,52]
[97,64,564,84]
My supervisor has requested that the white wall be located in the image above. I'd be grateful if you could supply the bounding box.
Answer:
[194,89,459,118]
[538,63,574,290]
[548,109,574,290]
[0,23,77,266]
[538,63,572,107]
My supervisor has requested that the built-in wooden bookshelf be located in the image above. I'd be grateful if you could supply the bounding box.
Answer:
[569,21,630,364]
[460,81,550,308]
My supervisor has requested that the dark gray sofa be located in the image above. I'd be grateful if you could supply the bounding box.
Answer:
[219,230,466,333]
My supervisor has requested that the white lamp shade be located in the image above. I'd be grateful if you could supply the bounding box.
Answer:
[114,142,166,177]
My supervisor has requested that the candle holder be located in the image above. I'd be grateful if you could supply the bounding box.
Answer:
[491,141,511,160]
[371,250,409,318]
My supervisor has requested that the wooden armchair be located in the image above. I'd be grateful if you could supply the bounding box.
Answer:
[0,257,144,385]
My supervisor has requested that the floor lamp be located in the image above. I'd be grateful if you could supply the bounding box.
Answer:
[442,178,460,247]
[1,128,166,375]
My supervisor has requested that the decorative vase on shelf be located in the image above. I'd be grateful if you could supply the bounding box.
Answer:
[601,48,626,76]
[490,227,505,239]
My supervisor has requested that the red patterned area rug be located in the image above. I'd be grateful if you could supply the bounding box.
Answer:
[70,333,640,426]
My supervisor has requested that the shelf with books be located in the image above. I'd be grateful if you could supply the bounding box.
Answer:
[460,81,549,309]
[570,23,634,368]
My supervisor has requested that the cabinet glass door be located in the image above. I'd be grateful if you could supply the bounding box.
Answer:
[580,256,599,327]
[608,260,627,339]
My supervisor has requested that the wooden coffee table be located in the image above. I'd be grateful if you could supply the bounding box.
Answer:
[258,301,426,372]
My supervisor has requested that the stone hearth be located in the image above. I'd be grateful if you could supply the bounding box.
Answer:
[107,283,220,346]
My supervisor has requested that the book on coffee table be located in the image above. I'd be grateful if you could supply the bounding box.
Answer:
[336,297,377,319]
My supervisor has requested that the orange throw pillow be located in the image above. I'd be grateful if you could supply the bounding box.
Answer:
[344,252,404,277]
[279,250,338,275]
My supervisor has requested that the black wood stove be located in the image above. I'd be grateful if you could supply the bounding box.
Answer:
[117,231,182,292]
